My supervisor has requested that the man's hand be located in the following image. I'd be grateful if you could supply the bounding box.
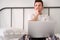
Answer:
[35,10,41,16]
[31,10,40,21]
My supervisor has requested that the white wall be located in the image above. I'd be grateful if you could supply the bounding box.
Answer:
[43,0,60,7]
[0,0,34,9]
[0,0,60,9]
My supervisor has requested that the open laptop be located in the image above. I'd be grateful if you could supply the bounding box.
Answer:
[28,21,55,38]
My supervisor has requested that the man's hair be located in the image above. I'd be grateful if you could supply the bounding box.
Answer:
[34,0,43,6]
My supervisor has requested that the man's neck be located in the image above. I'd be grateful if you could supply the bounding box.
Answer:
[39,13,42,15]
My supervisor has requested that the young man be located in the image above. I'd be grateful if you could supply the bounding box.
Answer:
[28,0,51,40]
[28,0,50,21]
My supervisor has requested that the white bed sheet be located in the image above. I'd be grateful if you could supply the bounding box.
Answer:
[0,27,11,37]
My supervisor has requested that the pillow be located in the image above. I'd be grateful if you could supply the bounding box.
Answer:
[4,28,26,39]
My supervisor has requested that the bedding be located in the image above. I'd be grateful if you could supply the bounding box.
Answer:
[0,28,10,37]
[0,27,11,40]
[0,27,25,40]
[3,28,25,40]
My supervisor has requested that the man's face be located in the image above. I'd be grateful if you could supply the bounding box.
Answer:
[34,2,43,13]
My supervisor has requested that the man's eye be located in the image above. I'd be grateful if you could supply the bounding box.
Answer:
[35,5,41,6]
[35,5,37,6]
[39,5,41,6]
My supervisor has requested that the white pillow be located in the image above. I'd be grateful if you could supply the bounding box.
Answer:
[4,28,25,38]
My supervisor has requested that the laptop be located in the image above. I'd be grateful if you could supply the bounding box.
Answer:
[28,21,55,38]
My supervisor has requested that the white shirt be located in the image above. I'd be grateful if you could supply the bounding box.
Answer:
[28,14,51,22]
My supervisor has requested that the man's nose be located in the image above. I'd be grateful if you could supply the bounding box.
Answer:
[36,6,40,9]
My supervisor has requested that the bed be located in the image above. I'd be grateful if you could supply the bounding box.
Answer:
[0,27,26,40]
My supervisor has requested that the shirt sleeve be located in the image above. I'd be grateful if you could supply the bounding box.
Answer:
[42,15,51,21]
[43,15,56,22]
[27,14,34,20]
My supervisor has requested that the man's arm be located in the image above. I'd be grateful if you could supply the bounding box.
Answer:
[30,14,39,21]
